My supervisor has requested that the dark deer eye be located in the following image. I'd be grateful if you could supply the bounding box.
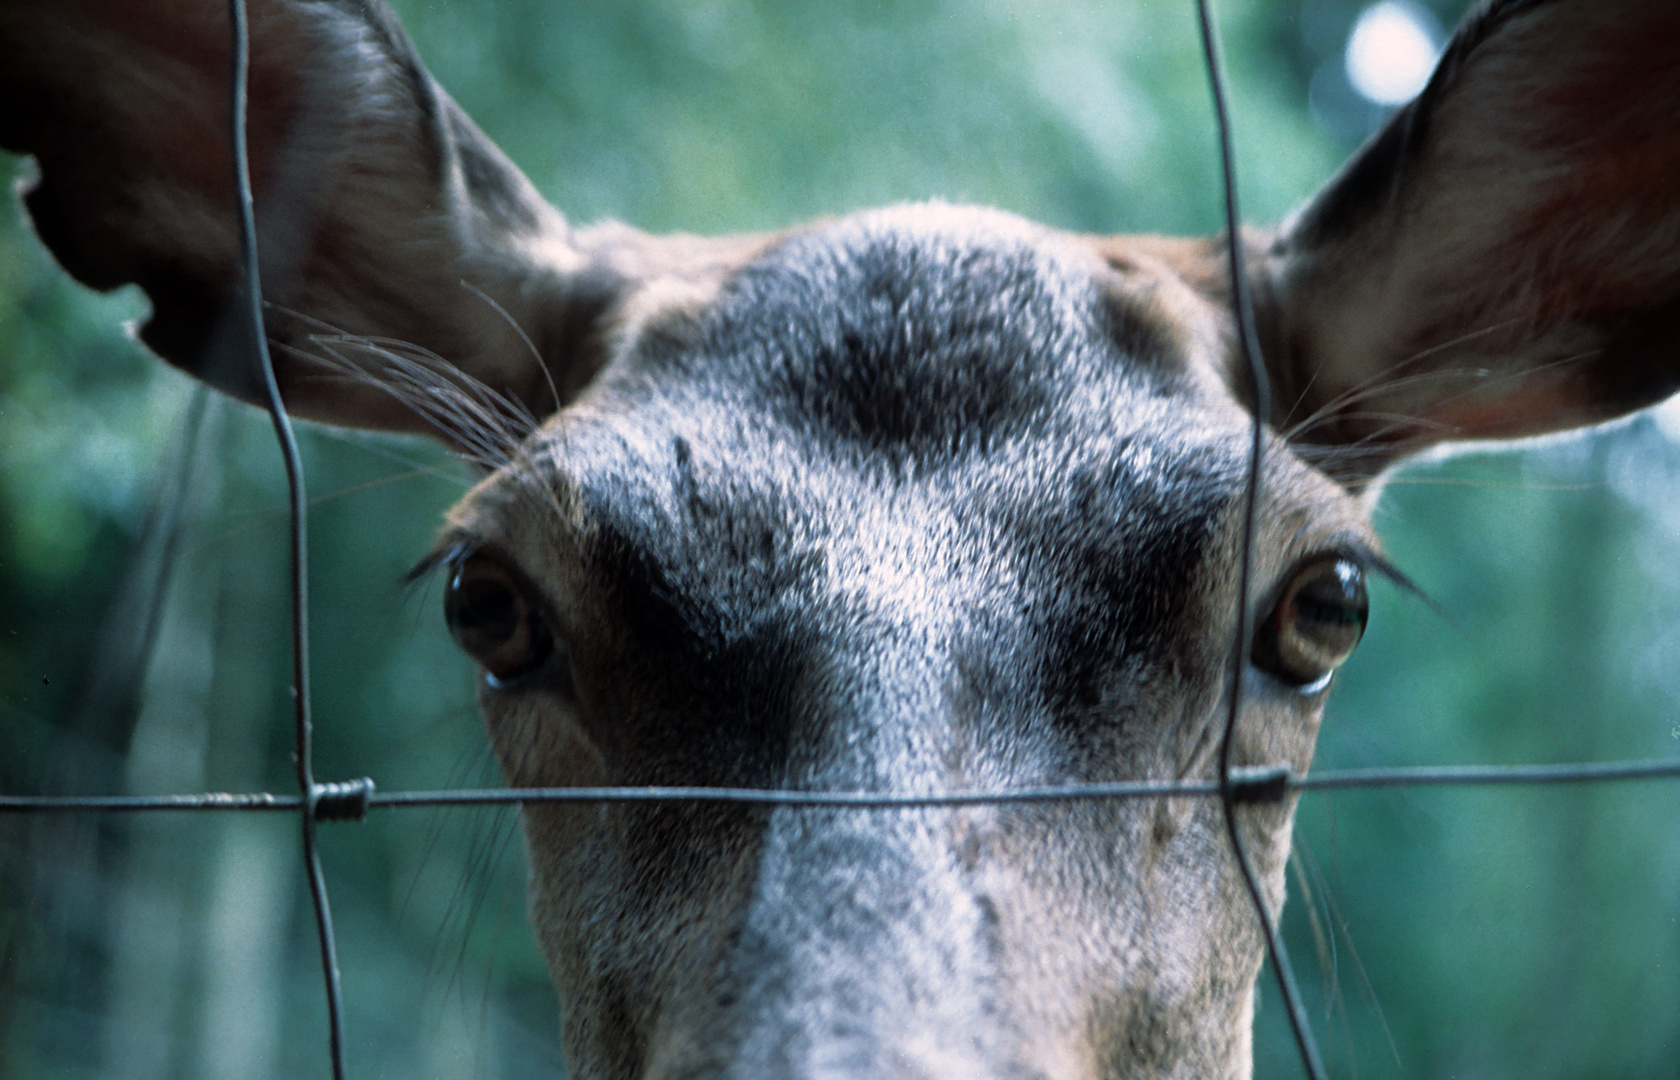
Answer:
[1253,556,1368,689]
[444,554,553,684]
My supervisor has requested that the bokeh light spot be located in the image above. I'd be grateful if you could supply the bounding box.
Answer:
[1345,1,1443,106]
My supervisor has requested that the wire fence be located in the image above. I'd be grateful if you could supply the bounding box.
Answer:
[4,2,1679,1079]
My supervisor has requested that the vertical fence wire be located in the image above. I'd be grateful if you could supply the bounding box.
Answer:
[1195,1,1330,1077]
[225,1,350,1076]
[3,2,1679,1079]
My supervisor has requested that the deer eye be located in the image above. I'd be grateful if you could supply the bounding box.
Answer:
[444,554,553,684]
[1253,556,1368,689]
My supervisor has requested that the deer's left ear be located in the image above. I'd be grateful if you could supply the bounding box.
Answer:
[1263,0,1680,477]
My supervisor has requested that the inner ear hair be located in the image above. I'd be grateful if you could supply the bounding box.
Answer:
[1261,0,1680,477]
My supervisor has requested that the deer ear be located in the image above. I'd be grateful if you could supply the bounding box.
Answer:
[1264,0,1680,479]
[0,0,651,448]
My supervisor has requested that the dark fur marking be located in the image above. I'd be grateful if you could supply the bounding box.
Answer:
[684,216,1135,465]
[555,217,1244,790]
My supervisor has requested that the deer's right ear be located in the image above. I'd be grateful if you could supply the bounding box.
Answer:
[1263,0,1680,480]
[0,0,723,450]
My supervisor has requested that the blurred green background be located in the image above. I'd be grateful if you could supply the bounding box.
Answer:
[2,1,1677,1077]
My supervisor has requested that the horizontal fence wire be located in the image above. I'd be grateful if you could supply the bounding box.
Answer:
[7,757,1680,816]
[9,2,1678,1080]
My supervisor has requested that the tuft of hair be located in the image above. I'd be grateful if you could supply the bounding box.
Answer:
[271,311,539,469]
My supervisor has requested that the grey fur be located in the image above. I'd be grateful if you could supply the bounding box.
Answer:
[3,0,1677,1076]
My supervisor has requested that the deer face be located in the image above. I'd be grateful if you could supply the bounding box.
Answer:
[3,1,1675,1077]
[439,205,1373,1076]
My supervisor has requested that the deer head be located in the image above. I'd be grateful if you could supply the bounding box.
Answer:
[2,0,1676,1076]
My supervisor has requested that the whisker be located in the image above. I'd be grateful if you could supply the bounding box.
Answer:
[302,430,474,492]
[1297,840,1403,1070]
[459,279,563,415]
[264,303,540,465]
[1281,320,1580,445]
[295,339,521,468]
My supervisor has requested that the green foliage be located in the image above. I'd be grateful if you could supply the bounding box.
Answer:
[2,2,1676,1078]
[1264,434,1680,1078]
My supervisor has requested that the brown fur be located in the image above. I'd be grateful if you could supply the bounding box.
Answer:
[3,1,1677,1077]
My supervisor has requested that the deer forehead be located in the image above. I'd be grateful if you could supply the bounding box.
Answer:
[448,207,1371,686]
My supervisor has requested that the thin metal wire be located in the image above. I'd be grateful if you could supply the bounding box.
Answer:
[1,793,302,813]
[225,2,350,1076]
[7,755,1678,815]
[1194,1,1329,1077]
[1295,757,1680,790]
[11,3,1680,1079]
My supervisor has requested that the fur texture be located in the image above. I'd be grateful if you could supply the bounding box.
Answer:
[3,1,1676,1076]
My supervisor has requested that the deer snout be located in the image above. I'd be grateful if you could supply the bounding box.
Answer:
[640,806,1069,1080]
